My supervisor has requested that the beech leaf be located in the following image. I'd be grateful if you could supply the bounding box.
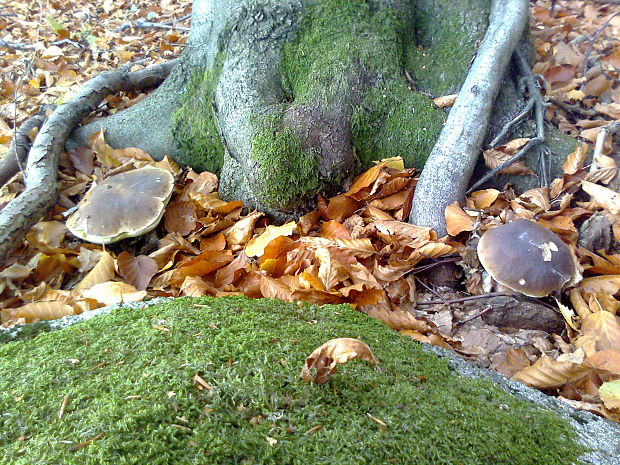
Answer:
[300,338,379,384]
[117,252,159,291]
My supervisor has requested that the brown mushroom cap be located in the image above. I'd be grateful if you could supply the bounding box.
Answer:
[66,166,174,244]
[477,219,575,297]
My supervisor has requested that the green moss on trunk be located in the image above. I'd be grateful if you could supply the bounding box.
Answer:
[282,0,445,170]
[0,296,585,464]
[171,59,226,174]
[250,113,320,209]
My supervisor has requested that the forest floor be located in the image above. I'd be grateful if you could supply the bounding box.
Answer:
[1,0,620,424]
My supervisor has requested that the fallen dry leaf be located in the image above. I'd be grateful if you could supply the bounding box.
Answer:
[300,338,379,384]
[511,354,592,389]
[245,222,297,258]
[117,252,159,291]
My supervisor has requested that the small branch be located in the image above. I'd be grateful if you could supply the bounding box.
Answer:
[582,11,618,79]
[410,0,529,235]
[0,59,178,265]
[115,17,191,33]
[488,96,534,147]
[0,106,54,188]
[549,98,598,117]
[416,291,509,306]
[0,39,38,51]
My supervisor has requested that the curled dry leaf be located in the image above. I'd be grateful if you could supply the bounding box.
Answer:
[562,143,588,175]
[581,181,620,214]
[433,94,457,108]
[300,338,379,384]
[483,138,535,176]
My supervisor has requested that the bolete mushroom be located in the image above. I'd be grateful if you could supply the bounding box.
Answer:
[477,219,576,297]
[66,166,174,244]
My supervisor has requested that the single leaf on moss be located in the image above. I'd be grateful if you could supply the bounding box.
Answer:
[117,252,159,291]
[300,338,379,384]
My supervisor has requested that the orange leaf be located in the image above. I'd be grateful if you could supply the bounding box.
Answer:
[469,189,500,209]
[511,354,592,389]
[320,221,350,240]
[562,143,588,175]
[164,201,198,236]
[117,252,159,291]
[300,338,378,384]
[445,202,474,236]
[75,251,116,290]
[177,250,233,277]
[581,311,620,352]
[245,222,297,258]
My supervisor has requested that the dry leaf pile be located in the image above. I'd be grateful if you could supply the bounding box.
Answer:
[1,0,620,424]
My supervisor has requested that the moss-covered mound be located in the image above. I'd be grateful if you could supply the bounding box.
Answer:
[0,297,583,464]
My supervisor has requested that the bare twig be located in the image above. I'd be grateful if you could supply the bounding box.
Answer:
[0,105,54,188]
[115,17,191,33]
[0,39,38,51]
[582,11,619,80]
[549,98,598,117]
[416,292,509,306]
[453,304,493,328]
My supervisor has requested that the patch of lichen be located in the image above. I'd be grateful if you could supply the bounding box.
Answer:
[0,296,585,464]
[250,112,320,209]
[171,67,225,174]
[282,0,445,170]
[405,0,490,96]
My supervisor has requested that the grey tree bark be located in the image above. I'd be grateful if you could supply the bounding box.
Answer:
[63,0,574,231]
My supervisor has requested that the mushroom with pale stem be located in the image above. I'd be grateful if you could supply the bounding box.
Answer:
[66,166,175,244]
[477,219,577,297]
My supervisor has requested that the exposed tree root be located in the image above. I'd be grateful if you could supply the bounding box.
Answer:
[410,0,529,236]
[467,47,549,193]
[0,106,53,188]
[0,60,176,265]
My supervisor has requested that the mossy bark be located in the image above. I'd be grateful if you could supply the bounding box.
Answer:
[67,0,576,218]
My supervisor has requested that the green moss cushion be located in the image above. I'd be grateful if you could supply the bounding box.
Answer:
[0,297,583,464]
